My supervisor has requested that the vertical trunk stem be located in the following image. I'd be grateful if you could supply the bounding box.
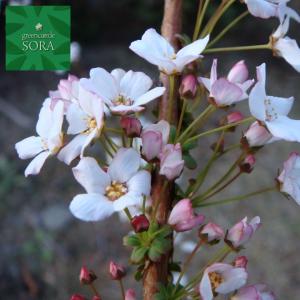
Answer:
[143,1,182,299]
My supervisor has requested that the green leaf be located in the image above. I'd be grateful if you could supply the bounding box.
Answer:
[41,55,56,70]
[123,235,141,247]
[6,55,26,70]
[169,126,177,143]
[6,40,24,55]
[183,154,197,170]
[54,42,70,55]
[6,23,24,35]
[182,140,198,152]
[48,15,70,38]
[131,246,148,264]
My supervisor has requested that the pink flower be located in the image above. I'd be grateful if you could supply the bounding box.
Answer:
[168,199,205,232]
[199,59,254,106]
[199,222,225,243]
[226,111,244,124]
[125,289,136,300]
[70,294,86,300]
[109,261,126,280]
[120,116,142,138]
[79,266,97,285]
[233,256,248,269]
[131,214,150,233]
[159,143,185,180]
[199,263,248,300]
[243,121,279,147]
[179,74,199,99]
[277,152,300,205]
[226,217,261,249]
[141,120,170,161]
[232,284,275,300]
[239,155,256,173]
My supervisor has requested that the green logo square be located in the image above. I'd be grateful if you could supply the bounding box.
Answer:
[6,5,70,71]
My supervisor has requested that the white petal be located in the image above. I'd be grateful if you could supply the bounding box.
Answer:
[57,134,87,165]
[111,68,126,84]
[48,100,64,145]
[66,103,88,134]
[70,193,114,221]
[72,157,110,194]
[174,55,201,72]
[80,68,119,103]
[134,87,166,106]
[110,105,145,114]
[266,116,300,142]
[113,192,142,211]
[176,35,209,57]
[120,71,153,100]
[24,151,51,177]
[15,136,44,159]
[199,77,211,92]
[217,268,247,294]
[199,272,213,300]
[127,170,151,196]
[256,63,266,86]
[80,129,100,157]
[249,81,267,121]
[245,0,278,19]
[36,98,53,138]
[108,148,140,182]
[269,95,294,116]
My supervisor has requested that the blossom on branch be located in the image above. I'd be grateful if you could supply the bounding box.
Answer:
[130,28,209,74]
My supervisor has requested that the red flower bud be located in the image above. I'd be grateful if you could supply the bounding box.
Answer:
[120,116,142,138]
[239,154,256,173]
[179,74,198,99]
[70,294,87,300]
[131,214,150,233]
[109,261,126,280]
[233,256,248,268]
[79,266,97,285]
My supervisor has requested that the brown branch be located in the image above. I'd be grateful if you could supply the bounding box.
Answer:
[143,1,182,299]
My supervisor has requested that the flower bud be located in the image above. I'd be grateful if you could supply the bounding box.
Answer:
[168,199,205,232]
[199,222,224,244]
[233,256,248,269]
[239,155,256,173]
[70,294,86,300]
[120,116,142,138]
[227,60,249,84]
[232,284,275,300]
[179,74,198,99]
[226,216,261,249]
[79,266,97,285]
[125,289,136,300]
[109,261,126,280]
[226,111,244,124]
[141,120,170,161]
[131,214,150,233]
[159,143,185,180]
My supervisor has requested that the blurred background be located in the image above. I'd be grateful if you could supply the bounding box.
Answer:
[0,0,300,299]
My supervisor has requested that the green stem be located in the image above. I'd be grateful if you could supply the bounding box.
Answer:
[184,116,254,145]
[119,279,125,300]
[105,127,123,135]
[124,207,132,221]
[207,10,249,48]
[175,98,188,141]
[89,282,100,297]
[204,43,270,54]
[103,133,118,152]
[168,75,176,123]
[195,187,276,207]
[177,104,216,143]
[100,138,114,158]
[193,0,210,41]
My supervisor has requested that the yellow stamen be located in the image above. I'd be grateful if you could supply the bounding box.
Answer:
[105,181,128,201]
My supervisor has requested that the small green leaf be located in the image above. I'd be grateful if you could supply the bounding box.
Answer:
[182,140,198,152]
[131,246,148,264]
[123,235,140,247]
[183,154,197,170]
[169,126,177,143]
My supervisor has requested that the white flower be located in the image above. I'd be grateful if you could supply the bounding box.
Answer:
[80,68,165,115]
[271,15,300,72]
[277,152,300,205]
[129,28,209,74]
[199,59,254,106]
[199,263,248,300]
[15,99,64,176]
[58,86,104,165]
[249,63,300,142]
[69,148,151,222]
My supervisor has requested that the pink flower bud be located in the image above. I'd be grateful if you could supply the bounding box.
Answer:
[232,284,275,300]
[159,143,185,180]
[120,116,142,138]
[79,266,97,285]
[226,216,261,249]
[226,111,244,124]
[199,222,224,243]
[179,74,198,99]
[70,294,86,300]
[141,120,170,161]
[233,256,248,269]
[131,214,150,233]
[109,261,126,280]
[125,289,136,300]
[227,60,249,84]
[239,154,256,173]
[168,199,205,232]
[243,121,276,147]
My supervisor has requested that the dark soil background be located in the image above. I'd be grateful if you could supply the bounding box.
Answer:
[0,0,299,299]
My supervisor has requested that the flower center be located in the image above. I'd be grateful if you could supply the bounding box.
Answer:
[264,98,278,122]
[105,181,128,201]
[84,117,98,134]
[113,95,132,106]
[208,272,224,292]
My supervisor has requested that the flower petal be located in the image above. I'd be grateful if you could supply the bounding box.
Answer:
[66,103,88,134]
[108,148,141,182]
[177,35,209,57]
[72,157,110,194]
[111,68,126,84]
[245,0,278,19]
[134,87,166,106]
[217,268,247,294]
[269,95,294,116]
[127,170,151,196]
[199,272,214,300]
[113,192,142,211]
[24,151,51,177]
[249,81,267,121]
[69,193,114,221]
[15,136,44,159]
